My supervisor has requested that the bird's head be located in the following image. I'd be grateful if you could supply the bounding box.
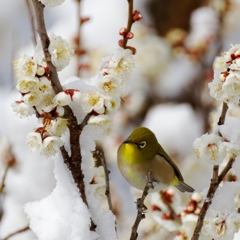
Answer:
[123,127,160,161]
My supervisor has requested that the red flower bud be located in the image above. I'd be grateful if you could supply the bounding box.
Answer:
[119,27,128,36]
[118,39,124,47]
[132,10,142,21]
[125,32,134,39]
[151,204,161,211]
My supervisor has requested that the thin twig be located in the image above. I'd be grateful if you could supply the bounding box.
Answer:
[0,165,10,193]
[60,145,71,168]
[79,112,92,131]
[130,170,154,240]
[122,0,134,48]
[191,103,229,240]
[25,0,37,46]
[191,157,235,240]
[3,226,29,240]
[31,0,63,93]
[96,151,113,212]
[217,102,228,126]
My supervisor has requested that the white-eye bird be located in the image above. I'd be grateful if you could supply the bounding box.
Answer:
[117,127,194,192]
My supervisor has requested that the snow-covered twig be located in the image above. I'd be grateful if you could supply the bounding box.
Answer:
[191,102,233,240]
[96,151,113,212]
[191,156,235,240]
[3,226,29,240]
[0,165,10,194]
[130,170,154,240]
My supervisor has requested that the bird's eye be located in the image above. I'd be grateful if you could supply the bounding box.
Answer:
[139,141,146,148]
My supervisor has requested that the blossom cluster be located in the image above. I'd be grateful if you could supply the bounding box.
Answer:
[193,120,240,166]
[12,33,74,157]
[150,190,202,239]
[209,44,240,104]
[13,30,134,157]
[78,47,135,125]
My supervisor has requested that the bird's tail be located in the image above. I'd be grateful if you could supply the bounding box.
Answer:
[175,181,194,192]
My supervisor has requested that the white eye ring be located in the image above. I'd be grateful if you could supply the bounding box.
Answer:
[139,141,146,148]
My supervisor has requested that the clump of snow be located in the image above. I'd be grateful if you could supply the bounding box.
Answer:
[24,155,94,240]
[211,182,240,212]
[80,125,117,240]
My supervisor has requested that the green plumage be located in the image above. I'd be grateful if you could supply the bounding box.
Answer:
[117,127,194,193]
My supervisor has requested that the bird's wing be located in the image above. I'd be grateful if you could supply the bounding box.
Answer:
[157,144,184,182]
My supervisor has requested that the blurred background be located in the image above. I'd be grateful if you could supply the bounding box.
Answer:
[1,0,240,239]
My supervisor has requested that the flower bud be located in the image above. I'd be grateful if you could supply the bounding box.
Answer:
[125,32,134,39]
[194,207,201,215]
[132,10,142,21]
[119,27,127,36]
[55,106,64,116]
[151,204,161,211]
[191,192,202,203]
[118,39,124,47]
[53,91,71,106]
[36,66,45,76]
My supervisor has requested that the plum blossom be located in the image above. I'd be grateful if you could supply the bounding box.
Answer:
[12,101,35,118]
[202,209,240,240]
[13,54,37,79]
[53,91,72,106]
[45,118,68,137]
[96,73,121,97]
[209,44,240,104]
[16,77,39,93]
[193,133,226,165]
[37,91,57,113]
[26,132,43,152]
[39,77,52,92]
[48,33,73,71]
[23,92,41,107]
[40,136,64,157]
[80,92,105,114]
[108,48,135,78]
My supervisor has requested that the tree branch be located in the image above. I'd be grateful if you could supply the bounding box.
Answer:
[217,102,228,126]
[191,157,235,240]
[122,0,134,48]
[3,226,29,240]
[191,103,229,240]
[31,0,94,229]
[130,170,154,240]
[31,0,63,93]
[96,151,113,212]
[79,112,92,131]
